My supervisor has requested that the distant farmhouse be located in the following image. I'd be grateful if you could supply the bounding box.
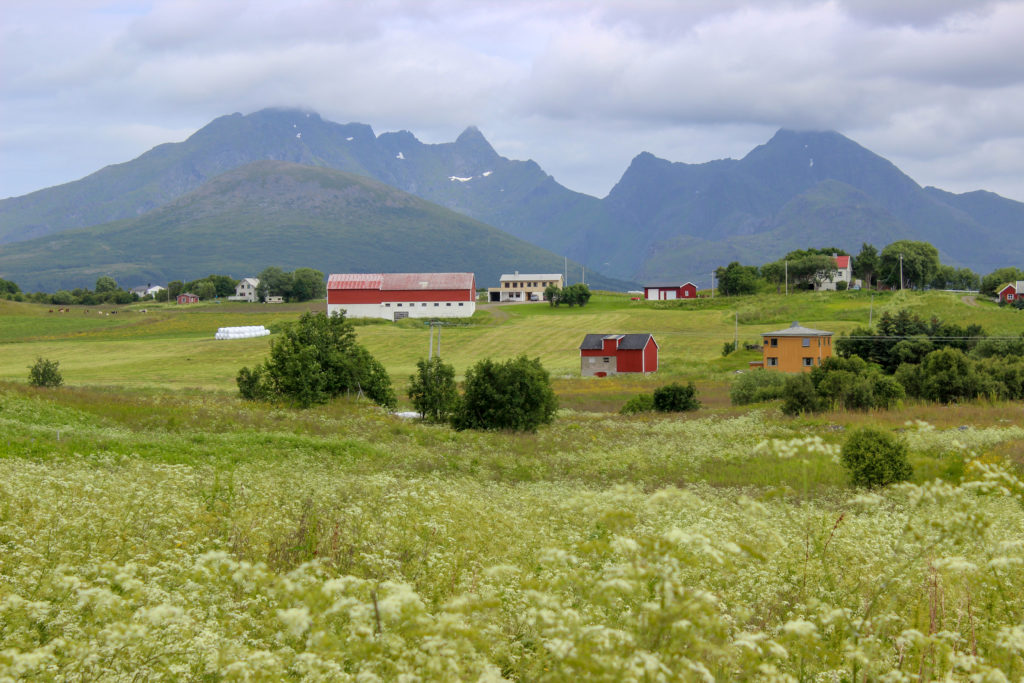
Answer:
[487,272,563,302]
[327,272,476,320]
[643,282,697,300]
[816,254,852,291]
[998,281,1024,304]
[176,292,199,304]
[229,278,260,302]
[579,333,659,377]
[130,284,165,299]
[752,322,833,372]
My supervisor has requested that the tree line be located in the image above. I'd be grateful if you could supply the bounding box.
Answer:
[714,240,1013,296]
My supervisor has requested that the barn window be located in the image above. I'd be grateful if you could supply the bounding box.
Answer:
[603,357,610,363]
[421,303,426,306]
[434,303,439,306]
[458,302,464,306]
[446,303,451,306]
[385,303,391,307]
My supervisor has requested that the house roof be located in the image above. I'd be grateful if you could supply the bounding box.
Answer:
[499,273,563,281]
[239,278,259,287]
[579,333,657,350]
[762,321,833,337]
[178,292,197,298]
[997,281,1024,294]
[328,273,474,291]
[835,255,851,269]
[644,282,697,289]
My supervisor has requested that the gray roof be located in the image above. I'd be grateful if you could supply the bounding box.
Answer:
[579,333,656,350]
[762,321,833,337]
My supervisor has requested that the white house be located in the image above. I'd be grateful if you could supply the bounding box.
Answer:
[487,272,563,302]
[816,255,853,291]
[229,278,260,302]
[328,272,477,320]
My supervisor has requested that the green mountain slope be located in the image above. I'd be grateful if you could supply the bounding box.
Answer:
[0,161,626,293]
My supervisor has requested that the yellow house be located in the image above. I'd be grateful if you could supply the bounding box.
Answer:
[759,321,833,372]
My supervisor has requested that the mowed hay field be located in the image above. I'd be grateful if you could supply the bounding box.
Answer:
[3,290,1024,680]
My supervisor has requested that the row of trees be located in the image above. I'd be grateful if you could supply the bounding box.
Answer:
[716,240,1003,295]
[543,283,592,307]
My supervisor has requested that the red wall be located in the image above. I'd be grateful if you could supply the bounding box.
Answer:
[644,338,658,372]
[617,349,644,373]
[328,288,474,304]
[1000,286,1017,303]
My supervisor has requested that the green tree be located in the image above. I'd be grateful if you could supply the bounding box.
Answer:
[544,284,562,306]
[167,281,184,299]
[715,262,759,296]
[94,276,118,294]
[257,266,293,302]
[652,382,700,412]
[781,373,826,415]
[28,357,64,388]
[898,347,993,404]
[291,268,326,302]
[852,243,878,289]
[980,267,1024,297]
[879,240,940,289]
[561,283,592,307]
[760,261,786,293]
[620,393,655,414]
[451,355,557,432]
[841,428,913,488]
[236,311,395,409]
[730,371,787,405]
[0,277,20,296]
[193,280,217,301]
[408,357,458,423]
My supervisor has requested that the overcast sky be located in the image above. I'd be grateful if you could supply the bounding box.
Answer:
[3,0,1024,202]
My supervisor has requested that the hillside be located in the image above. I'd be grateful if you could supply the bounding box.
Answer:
[2,109,1022,286]
[0,161,626,292]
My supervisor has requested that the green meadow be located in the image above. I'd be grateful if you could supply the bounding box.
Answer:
[2,290,1024,680]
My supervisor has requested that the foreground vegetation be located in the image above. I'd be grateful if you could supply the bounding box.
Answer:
[2,289,1024,679]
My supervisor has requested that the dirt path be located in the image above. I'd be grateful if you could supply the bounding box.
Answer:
[478,303,511,323]
[961,295,978,307]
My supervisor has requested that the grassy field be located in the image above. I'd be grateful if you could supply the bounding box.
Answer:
[3,290,1024,680]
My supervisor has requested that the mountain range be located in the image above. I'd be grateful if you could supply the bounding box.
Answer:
[1,108,1021,291]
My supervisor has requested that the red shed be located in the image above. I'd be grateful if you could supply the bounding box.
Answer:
[176,292,199,304]
[644,282,697,300]
[998,281,1023,304]
[579,333,659,377]
[327,272,476,320]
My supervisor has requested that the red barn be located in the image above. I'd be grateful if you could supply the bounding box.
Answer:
[998,281,1023,304]
[327,272,476,320]
[644,283,697,300]
[579,334,659,377]
[176,292,199,304]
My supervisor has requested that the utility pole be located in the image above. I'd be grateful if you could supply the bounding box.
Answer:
[437,324,442,357]
[869,293,874,328]
[564,256,567,285]
[785,260,788,296]
[734,311,738,351]
[428,324,434,359]
[899,253,904,291]
[581,265,585,285]
[711,271,715,299]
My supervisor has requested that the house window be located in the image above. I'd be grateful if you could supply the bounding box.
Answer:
[434,303,439,306]
[770,338,778,347]
[802,338,810,347]
[767,357,778,367]
[446,303,451,306]
[421,303,427,306]
[803,357,813,367]
[603,357,610,363]
[1009,294,1015,300]
[397,303,402,307]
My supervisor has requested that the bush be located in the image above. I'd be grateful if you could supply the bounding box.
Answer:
[835,280,848,291]
[781,373,825,415]
[730,371,787,405]
[620,393,655,414]
[236,312,395,409]
[841,427,913,488]
[28,357,63,388]
[652,382,700,412]
[408,357,458,423]
[451,356,557,432]
[721,341,735,357]
[811,356,905,411]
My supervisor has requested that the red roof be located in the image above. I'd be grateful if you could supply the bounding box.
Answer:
[835,255,850,269]
[328,273,474,291]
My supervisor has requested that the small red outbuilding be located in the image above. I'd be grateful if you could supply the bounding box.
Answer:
[644,283,697,300]
[579,333,659,377]
[176,292,199,304]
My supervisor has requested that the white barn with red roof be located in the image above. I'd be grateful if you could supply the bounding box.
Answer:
[327,272,477,320]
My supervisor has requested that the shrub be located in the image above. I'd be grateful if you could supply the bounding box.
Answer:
[841,427,913,488]
[451,356,557,432]
[722,341,735,357]
[730,371,787,405]
[28,357,63,388]
[408,357,458,423]
[236,312,395,409]
[835,280,848,291]
[811,356,905,411]
[781,373,825,415]
[620,393,655,414]
[652,382,700,412]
